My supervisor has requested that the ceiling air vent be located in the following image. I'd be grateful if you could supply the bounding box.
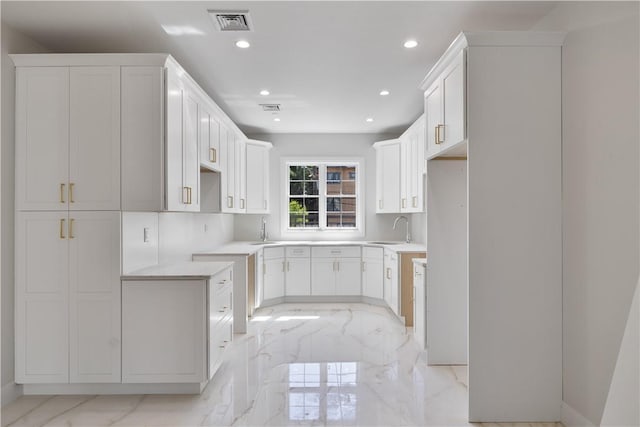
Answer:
[209,10,252,32]
[260,104,281,112]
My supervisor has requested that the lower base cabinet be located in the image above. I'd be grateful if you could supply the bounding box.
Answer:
[413,261,427,349]
[122,267,233,384]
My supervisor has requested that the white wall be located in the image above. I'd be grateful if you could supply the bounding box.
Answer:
[533,2,640,425]
[235,133,425,243]
[1,23,49,403]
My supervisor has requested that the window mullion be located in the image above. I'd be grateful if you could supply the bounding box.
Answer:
[319,164,327,229]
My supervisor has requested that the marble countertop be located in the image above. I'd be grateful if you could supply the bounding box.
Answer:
[121,261,234,280]
[412,258,428,266]
[193,241,427,256]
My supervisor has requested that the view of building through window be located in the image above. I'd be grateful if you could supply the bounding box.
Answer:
[287,163,358,230]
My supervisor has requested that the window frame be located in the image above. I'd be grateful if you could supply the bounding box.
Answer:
[281,158,365,238]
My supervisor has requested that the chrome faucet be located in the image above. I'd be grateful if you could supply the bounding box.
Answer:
[259,216,268,242]
[393,215,411,243]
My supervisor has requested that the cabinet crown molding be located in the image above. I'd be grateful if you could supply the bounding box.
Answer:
[419,31,567,91]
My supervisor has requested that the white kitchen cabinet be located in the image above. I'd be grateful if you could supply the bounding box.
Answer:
[397,115,426,213]
[15,211,121,384]
[208,267,233,379]
[222,128,236,212]
[373,140,401,213]
[383,249,400,316]
[121,66,164,211]
[199,102,221,172]
[16,66,120,211]
[311,246,361,296]
[236,137,247,213]
[362,247,383,299]
[122,280,207,383]
[412,261,427,350]
[166,63,200,212]
[285,247,311,296]
[263,247,285,300]
[245,140,272,214]
[424,50,466,159]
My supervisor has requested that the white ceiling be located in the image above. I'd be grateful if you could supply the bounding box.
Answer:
[2,1,558,135]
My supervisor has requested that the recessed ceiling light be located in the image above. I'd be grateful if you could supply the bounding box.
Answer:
[403,40,418,49]
[366,118,374,123]
[274,117,281,122]
[260,90,270,96]
[379,90,390,96]
[235,40,250,48]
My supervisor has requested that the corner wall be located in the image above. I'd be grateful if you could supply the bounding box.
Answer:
[533,2,640,425]
[1,23,50,404]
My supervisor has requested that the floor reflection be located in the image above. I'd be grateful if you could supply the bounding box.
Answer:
[287,362,358,422]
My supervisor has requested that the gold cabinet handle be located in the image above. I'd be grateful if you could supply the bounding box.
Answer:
[240,198,245,209]
[386,267,391,280]
[69,218,75,239]
[401,198,406,208]
[210,148,217,163]
[412,196,418,207]
[60,184,66,204]
[435,124,445,145]
[69,183,75,203]
[227,196,234,208]
[183,187,193,205]
[188,187,192,205]
[59,218,66,239]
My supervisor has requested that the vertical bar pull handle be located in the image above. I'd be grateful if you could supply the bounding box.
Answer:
[69,183,75,203]
[59,218,66,239]
[69,218,75,239]
[412,196,418,208]
[60,184,66,204]
[361,261,366,273]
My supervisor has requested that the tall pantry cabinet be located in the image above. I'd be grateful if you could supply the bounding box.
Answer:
[14,63,122,383]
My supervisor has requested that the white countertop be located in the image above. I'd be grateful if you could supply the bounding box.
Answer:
[121,261,234,280]
[412,258,428,266]
[193,241,427,256]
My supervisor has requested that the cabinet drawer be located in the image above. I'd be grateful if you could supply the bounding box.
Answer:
[211,267,232,287]
[312,246,361,258]
[264,247,285,260]
[384,249,398,261]
[286,246,310,258]
[363,246,383,259]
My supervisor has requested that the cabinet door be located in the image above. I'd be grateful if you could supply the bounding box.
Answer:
[122,280,206,383]
[285,258,311,296]
[165,67,185,211]
[15,67,69,211]
[236,137,247,213]
[15,212,69,383]
[263,258,285,300]
[69,212,121,383]
[362,258,383,299]
[376,142,401,213]
[226,131,236,212]
[182,88,200,211]
[199,105,221,171]
[413,264,426,349]
[425,80,442,158]
[69,67,120,211]
[121,66,164,211]
[311,259,336,295]
[400,138,409,211]
[441,50,466,149]
[389,257,399,316]
[219,125,231,213]
[246,142,268,213]
[335,258,361,296]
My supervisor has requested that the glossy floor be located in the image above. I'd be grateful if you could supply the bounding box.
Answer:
[2,304,559,427]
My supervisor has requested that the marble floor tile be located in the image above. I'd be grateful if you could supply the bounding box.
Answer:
[1,303,561,427]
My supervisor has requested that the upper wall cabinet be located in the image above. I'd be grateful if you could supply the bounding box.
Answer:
[373,114,426,214]
[246,139,272,214]
[15,66,121,211]
[373,139,401,213]
[423,49,466,159]
[199,101,221,172]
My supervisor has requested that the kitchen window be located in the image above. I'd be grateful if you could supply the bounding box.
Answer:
[285,161,362,232]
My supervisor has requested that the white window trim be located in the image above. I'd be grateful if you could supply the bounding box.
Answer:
[281,157,365,240]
